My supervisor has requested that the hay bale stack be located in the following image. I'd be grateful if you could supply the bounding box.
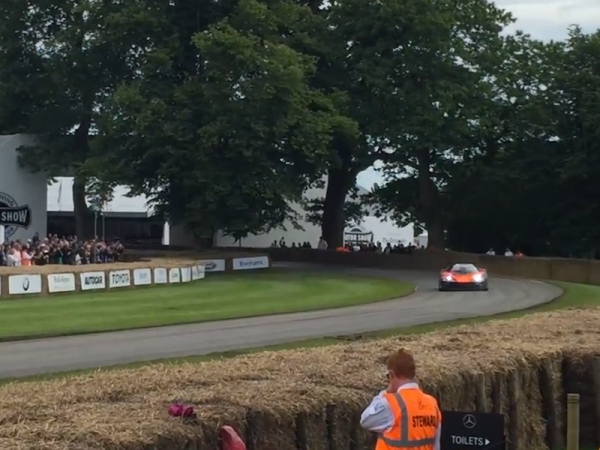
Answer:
[3,307,600,450]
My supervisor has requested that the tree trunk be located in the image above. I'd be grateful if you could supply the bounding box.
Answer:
[321,168,355,248]
[73,175,89,238]
[417,149,444,249]
[71,89,93,239]
[426,218,445,250]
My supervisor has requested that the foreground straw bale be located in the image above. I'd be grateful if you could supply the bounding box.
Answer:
[3,308,600,450]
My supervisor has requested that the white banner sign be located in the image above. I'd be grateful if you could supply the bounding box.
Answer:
[198,264,205,279]
[233,256,270,270]
[191,265,199,280]
[198,259,225,272]
[109,270,131,288]
[153,267,168,284]
[133,268,152,286]
[169,267,180,283]
[181,267,191,283]
[47,273,76,293]
[80,271,106,290]
[8,274,42,295]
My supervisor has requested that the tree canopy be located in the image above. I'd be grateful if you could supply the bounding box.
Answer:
[1,0,599,255]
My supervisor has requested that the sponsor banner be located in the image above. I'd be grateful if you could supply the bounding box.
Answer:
[133,268,152,286]
[8,274,42,295]
[198,264,206,279]
[109,270,131,288]
[48,273,76,293]
[181,267,191,283]
[154,267,168,284]
[233,256,270,271]
[0,191,32,239]
[80,271,106,290]
[198,259,225,272]
[191,265,199,280]
[169,267,180,283]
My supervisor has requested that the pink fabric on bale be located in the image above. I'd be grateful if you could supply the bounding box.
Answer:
[220,426,246,450]
[168,403,195,418]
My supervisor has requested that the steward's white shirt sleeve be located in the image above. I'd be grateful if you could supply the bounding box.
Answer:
[433,423,441,450]
[360,390,394,433]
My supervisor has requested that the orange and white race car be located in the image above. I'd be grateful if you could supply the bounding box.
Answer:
[438,263,488,291]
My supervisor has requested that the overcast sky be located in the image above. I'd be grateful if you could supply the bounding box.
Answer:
[356,0,599,189]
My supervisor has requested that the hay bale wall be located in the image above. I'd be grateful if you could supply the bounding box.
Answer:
[0,253,271,297]
[2,308,600,450]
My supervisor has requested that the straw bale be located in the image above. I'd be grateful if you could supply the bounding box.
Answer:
[0,258,194,275]
[4,307,600,449]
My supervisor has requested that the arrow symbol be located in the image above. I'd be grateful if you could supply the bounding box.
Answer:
[485,439,490,445]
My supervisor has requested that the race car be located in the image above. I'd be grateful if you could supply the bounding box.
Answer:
[438,263,488,291]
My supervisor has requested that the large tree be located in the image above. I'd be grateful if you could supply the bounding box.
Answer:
[290,0,385,248]
[341,0,514,248]
[0,0,161,237]
[94,0,346,242]
[442,27,600,257]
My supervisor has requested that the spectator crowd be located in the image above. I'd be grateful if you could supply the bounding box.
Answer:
[0,233,125,267]
[271,236,420,254]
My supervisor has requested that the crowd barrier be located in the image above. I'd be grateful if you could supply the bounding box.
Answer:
[222,247,600,284]
[0,253,271,297]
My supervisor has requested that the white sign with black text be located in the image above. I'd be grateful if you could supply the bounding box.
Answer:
[153,267,168,284]
[133,268,152,286]
[47,273,76,293]
[181,267,191,283]
[8,274,42,295]
[80,271,106,290]
[450,436,490,446]
[169,267,180,283]
[197,259,225,272]
[233,256,269,270]
[109,270,131,288]
[198,264,206,279]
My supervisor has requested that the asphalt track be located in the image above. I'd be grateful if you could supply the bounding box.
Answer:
[0,262,562,379]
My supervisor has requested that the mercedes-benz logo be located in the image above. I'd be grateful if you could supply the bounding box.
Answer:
[463,414,476,429]
[22,277,30,291]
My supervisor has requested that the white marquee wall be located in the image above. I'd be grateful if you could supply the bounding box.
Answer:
[0,135,47,241]
[1,134,417,246]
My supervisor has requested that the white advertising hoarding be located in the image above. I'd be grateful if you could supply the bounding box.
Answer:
[197,259,225,272]
[133,268,152,286]
[80,271,106,290]
[153,267,168,284]
[109,270,131,288]
[169,267,180,283]
[232,256,270,270]
[47,273,76,293]
[181,267,191,282]
[8,274,42,295]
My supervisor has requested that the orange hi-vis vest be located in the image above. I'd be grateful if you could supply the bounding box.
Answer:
[375,387,441,450]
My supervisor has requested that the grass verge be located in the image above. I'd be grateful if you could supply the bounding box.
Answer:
[1,279,596,385]
[0,269,413,342]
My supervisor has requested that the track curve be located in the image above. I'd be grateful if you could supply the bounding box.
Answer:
[0,263,561,379]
